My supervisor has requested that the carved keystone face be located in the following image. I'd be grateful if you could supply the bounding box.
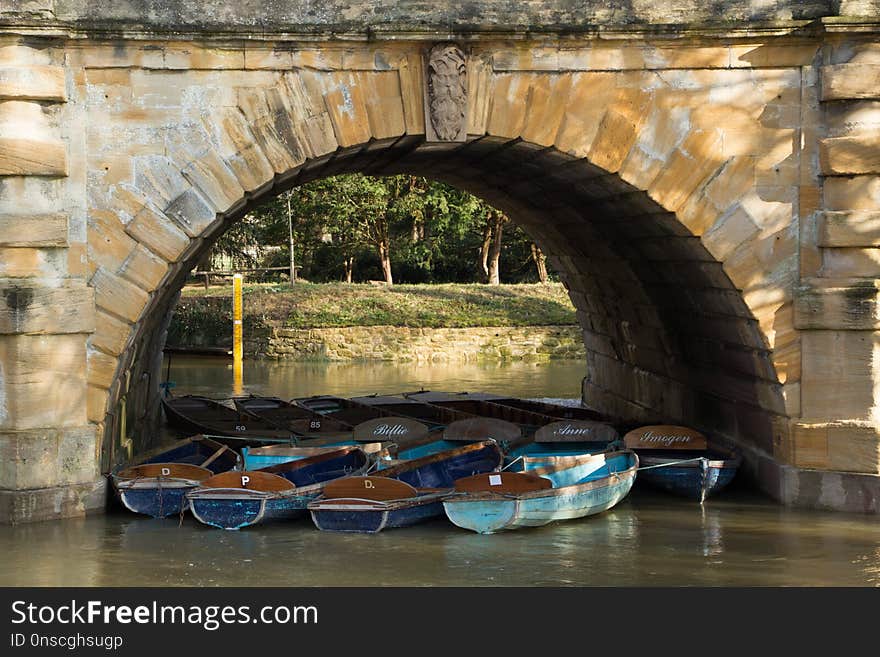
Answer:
[427,44,467,141]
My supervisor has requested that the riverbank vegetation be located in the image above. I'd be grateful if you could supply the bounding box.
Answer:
[175,282,577,331]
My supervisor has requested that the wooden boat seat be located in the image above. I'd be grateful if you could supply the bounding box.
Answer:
[199,470,295,492]
[442,417,522,443]
[322,476,419,501]
[454,471,552,494]
[116,463,213,481]
[623,425,708,451]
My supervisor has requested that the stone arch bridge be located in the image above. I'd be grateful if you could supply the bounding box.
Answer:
[1,1,880,522]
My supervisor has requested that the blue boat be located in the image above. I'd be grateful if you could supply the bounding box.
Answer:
[111,435,239,518]
[623,425,741,502]
[308,477,451,533]
[187,445,370,530]
[308,440,504,533]
[442,449,638,534]
[186,470,305,530]
[504,419,621,469]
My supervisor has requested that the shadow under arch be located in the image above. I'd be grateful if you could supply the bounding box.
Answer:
[111,135,786,491]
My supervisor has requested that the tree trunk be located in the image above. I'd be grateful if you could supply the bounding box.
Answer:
[531,243,548,284]
[379,239,394,285]
[487,213,505,285]
[344,256,354,283]
[478,219,492,283]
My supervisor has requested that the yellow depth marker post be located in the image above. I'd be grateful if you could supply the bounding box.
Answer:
[232,273,243,395]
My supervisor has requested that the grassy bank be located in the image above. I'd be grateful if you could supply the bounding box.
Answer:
[177,282,577,329]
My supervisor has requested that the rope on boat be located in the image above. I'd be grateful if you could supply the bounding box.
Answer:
[501,456,523,471]
[636,457,707,471]
[636,456,711,504]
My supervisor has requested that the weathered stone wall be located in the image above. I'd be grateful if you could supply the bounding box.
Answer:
[260,325,585,362]
[2,5,880,520]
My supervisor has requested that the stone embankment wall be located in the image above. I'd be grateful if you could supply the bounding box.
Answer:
[257,325,585,361]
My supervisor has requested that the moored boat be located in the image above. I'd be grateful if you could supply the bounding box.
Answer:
[308,476,451,533]
[187,445,370,530]
[308,440,504,533]
[233,395,354,438]
[111,435,239,518]
[442,449,638,534]
[623,425,741,501]
[505,419,621,468]
[162,394,296,446]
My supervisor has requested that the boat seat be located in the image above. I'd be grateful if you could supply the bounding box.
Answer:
[322,476,419,501]
[453,471,552,494]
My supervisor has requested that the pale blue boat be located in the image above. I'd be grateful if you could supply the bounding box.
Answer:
[442,449,638,534]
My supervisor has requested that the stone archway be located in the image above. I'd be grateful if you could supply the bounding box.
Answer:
[2,10,880,521]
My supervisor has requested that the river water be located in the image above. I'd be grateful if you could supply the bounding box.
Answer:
[3,357,880,587]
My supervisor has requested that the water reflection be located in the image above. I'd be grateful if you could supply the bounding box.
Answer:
[163,356,590,401]
[3,488,880,586]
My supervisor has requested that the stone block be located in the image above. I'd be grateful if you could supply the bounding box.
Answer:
[90,267,150,324]
[86,349,118,390]
[823,176,880,212]
[119,245,168,293]
[0,334,88,430]
[320,72,372,147]
[0,136,67,176]
[0,282,94,335]
[819,134,880,175]
[821,64,880,101]
[87,311,132,358]
[0,246,67,278]
[124,203,190,263]
[818,210,880,247]
[359,71,406,140]
[87,384,109,423]
[0,426,99,489]
[0,212,67,247]
[163,188,219,238]
[200,109,271,193]
[801,330,875,421]
[0,65,66,102]
[87,208,137,275]
[0,479,107,525]
[795,279,880,330]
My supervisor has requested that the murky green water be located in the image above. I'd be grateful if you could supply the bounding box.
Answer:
[3,357,880,586]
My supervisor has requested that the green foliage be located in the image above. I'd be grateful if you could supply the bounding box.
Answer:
[206,174,553,284]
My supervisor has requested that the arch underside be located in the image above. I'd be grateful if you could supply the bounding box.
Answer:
[120,136,784,475]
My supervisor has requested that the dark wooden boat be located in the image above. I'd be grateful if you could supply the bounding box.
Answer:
[294,395,397,428]
[111,435,239,518]
[162,394,296,446]
[623,425,741,502]
[233,395,353,438]
[402,390,576,431]
[349,394,476,430]
[308,440,503,533]
[188,445,370,530]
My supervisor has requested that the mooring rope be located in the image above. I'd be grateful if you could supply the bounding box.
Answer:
[501,456,523,471]
[636,457,706,471]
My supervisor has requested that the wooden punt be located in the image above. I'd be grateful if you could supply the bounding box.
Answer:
[233,395,354,437]
[442,449,639,534]
[294,395,401,428]
[187,446,370,530]
[623,425,741,501]
[111,435,238,518]
[308,440,503,532]
[162,394,296,446]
